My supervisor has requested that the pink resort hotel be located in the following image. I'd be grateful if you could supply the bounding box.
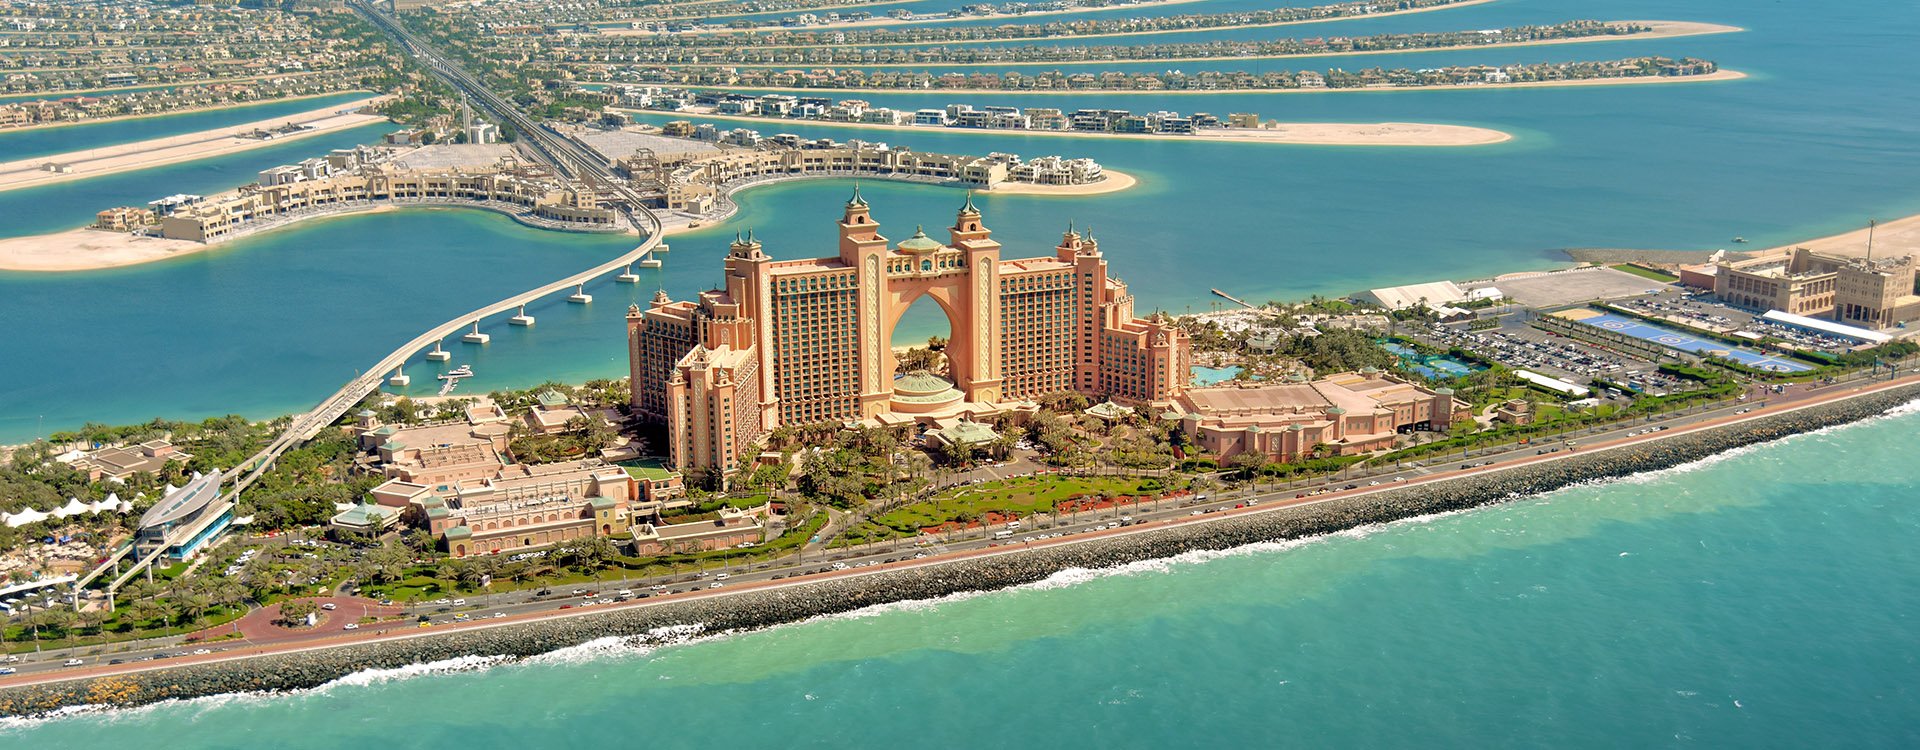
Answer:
[629,193,1190,483]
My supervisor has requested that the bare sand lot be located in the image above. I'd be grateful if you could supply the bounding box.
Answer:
[0,95,387,193]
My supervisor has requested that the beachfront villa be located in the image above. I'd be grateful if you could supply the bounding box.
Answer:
[628,194,1189,484]
[1166,371,1469,463]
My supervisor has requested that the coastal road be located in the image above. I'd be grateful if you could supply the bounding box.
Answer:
[7,366,1914,687]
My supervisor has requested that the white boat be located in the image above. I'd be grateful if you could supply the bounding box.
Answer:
[441,365,473,379]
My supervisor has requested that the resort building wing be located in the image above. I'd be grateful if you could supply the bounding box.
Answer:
[1167,371,1468,463]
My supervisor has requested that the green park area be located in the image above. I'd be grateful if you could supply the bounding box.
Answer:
[837,474,1187,546]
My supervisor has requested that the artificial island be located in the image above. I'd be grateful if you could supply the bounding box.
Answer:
[2,0,1918,719]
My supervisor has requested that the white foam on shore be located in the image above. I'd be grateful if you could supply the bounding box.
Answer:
[10,396,1916,728]
[321,653,512,688]
[521,623,716,666]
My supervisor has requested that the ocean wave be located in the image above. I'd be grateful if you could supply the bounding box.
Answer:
[520,624,716,666]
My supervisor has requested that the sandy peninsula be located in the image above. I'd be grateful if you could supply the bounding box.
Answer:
[655,0,1495,47]
[0,226,205,273]
[621,107,1511,146]
[1759,213,1920,262]
[624,0,1206,36]
[686,68,1747,97]
[0,90,375,134]
[696,20,1743,67]
[0,95,389,193]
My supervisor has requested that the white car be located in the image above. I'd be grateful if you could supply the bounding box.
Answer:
[714,573,730,581]
[62,658,84,667]
[451,599,466,606]
[708,583,723,589]
[343,623,360,630]
[321,603,338,611]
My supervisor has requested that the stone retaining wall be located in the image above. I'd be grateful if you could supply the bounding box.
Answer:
[5,381,1916,717]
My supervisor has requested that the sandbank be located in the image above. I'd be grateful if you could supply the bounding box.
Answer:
[643,0,1495,48]
[621,107,1511,146]
[694,20,1742,67]
[0,95,388,193]
[1761,213,1920,261]
[682,68,1747,96]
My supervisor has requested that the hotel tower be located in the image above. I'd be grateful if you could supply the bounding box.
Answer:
[628,192,1188,482]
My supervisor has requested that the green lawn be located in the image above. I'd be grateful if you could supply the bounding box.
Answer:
[841,475,1183,545]
[1609,263,1680,282]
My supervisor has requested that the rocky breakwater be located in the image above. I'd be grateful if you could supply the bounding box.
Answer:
[4,381,1917,718]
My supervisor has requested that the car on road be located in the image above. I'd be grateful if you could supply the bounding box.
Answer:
[714,573,729,581]
[493,612,507,619]
[109,659,126,665]
[708,583,722,589]
[343,623,360,630]
[451,599,466,606]
[62,659,84,667]
[570,589,587,596]
[191,648,211,655]
[0,667,15,675]
[321,603,338,611]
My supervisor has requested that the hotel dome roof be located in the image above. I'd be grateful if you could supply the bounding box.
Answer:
[897,226,944,254]
[891,371,964,405]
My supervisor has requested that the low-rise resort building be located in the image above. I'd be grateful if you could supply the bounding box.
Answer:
[154,162,621,243]
[1166,370,1469,463]
[345,408,745,558]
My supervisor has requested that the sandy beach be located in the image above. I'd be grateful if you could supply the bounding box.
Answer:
[1760,213,1920,261]
[0,95,388,193]
[0,227,205,273]
[683,68,1748,97]
[623,107,1511,146]
[688,20,1742,67]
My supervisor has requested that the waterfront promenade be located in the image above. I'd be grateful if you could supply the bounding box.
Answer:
[5,360,1913,697]
[0,95,387,193]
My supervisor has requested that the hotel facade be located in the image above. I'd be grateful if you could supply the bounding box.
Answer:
[628,194,1189,482]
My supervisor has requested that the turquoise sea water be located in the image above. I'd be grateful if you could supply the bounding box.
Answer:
[0,0,1917,444]
[8,398,1918,746]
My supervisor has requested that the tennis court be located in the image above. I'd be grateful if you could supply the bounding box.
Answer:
[1560,310,1813,373]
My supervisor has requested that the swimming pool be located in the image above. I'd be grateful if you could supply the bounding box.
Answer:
[1574,312,1813,373]
[1382,342,1485,380]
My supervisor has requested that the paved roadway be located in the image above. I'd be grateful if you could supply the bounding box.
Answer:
[214,1,668,498]
[7,366,1911,686]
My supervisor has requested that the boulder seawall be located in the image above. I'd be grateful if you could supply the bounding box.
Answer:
[5,381,1916,717]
